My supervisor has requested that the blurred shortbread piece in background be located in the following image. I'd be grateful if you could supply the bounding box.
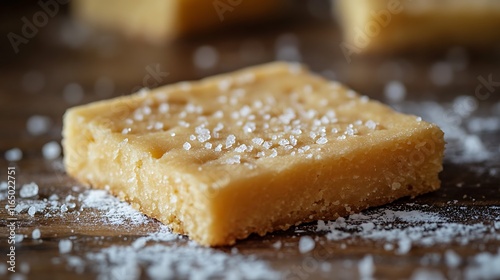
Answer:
[72,0,287,43]
[335,0,500,54]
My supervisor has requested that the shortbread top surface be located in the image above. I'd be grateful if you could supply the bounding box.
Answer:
[78,62,436,188]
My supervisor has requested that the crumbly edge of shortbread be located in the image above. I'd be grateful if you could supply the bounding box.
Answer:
[63,101,215,242]
[64,106,443,246]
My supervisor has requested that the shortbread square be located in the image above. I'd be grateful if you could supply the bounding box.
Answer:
[335,0,500,54]
[63,62,445,246]
[72,0,287,43]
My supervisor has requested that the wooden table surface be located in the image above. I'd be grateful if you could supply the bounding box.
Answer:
[1,3,500,280]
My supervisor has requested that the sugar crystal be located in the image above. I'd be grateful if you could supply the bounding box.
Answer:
[298,236,315,253]
[59,239,73,254]
[5,148,22,161]
[42,141,61,160]
[32,229,41,239]
[20,182,39,198]
[27,115,51,136]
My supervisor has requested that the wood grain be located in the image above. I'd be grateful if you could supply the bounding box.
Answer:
[1,3,500,279]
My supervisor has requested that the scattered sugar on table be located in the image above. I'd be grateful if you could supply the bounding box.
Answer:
[20,182,39,198]
[5,148,22,161]
[358,255,374,280]
[193,45,218,70]
[298,236,315,253]
[26,115,51,136]
[32,229,41,240]
[384,80,406,103]
[59,240,73,254]
[42,141,62,160]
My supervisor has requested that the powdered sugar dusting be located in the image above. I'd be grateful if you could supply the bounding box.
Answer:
[358,255,374,280]
[2,184,280,279]
[7,187,149,226]
[65,226,279,280]
[464,249,500,279]
[78,189,149,225]
[318,206,500,252]
[1,178,499,279]
[5,148,23,161]
[298,236,315,253]
[390,99,499,163]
